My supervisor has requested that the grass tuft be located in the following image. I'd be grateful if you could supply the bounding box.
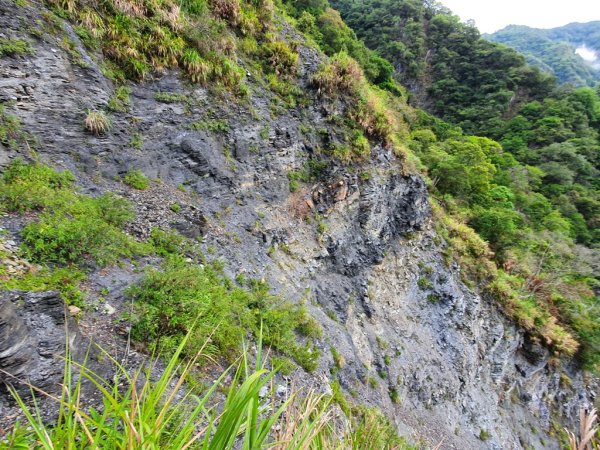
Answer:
[84,110,111,135]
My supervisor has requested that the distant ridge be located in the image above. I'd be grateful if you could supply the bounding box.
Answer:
[486,21,600,86]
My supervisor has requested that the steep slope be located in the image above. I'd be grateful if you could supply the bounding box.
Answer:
[329,0,556,135]
[487,23,600,87]
[0,0,598,449]
[328,0,600,364]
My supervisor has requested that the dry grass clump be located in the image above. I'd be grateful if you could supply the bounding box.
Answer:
[351,91,394,141]
[566,407,598,450]
[84,110,110,135]
[159,3,184,31]
[208,0,241,26]
[264,40,298,77]
[113,0,146,17]
[181,48,212,83]
[312,51,364,97]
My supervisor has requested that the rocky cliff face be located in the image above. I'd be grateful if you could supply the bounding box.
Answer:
[0,290,82,398]
[0,1,597,448]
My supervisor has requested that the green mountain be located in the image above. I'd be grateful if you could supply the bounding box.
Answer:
[329,0,556,134]
[486,22,600,87]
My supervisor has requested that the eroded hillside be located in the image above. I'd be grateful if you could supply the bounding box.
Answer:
[0,0,598,448]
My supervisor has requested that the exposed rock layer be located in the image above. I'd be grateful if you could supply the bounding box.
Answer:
[0,291,73,397]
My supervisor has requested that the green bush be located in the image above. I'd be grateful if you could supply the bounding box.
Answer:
[0,37,32,56]
[0,159,75,212]
[312,51,364,97]
[287,159,328,192]
[129,256,321,370]
[417,277,432,290]
[1,267,86,308]
[262,40,298,76]
[21,196,143,266]
[107,86,132,112]
[149,227,185,256]
[123,170,150,190]
[0,160,145,267]
[330,380,351,416]
[154,91,188,103]
[0,106,30,150]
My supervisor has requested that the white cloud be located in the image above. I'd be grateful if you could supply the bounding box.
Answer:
[440,0,600,33]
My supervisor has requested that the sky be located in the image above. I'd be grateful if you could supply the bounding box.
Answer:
[440,0,600,34]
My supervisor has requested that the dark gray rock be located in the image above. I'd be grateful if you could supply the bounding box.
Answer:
[0,291,86,398]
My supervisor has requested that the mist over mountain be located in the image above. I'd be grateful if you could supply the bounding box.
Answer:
[487,22,600,86]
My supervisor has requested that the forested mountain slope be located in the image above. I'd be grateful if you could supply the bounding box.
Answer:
[487,22,600,87]
[329,0,599,351]
[0,0,598,448]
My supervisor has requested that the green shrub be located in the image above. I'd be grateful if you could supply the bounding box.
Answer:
[288,178,300,192]
[130,133,143,149]
[417,277,432,290]
[331,346,345,370]
[181,49,212,83]
[1,267,86,308]
[0,159,75,212]
[270,355,296,375]
[0,106,30,150]
[262,40,298,76]
[0,37,32,56]
[287,159,328,192]
[123,170,149,190]
[350,130,370,158]
[190,119,229,132]
[0,160,144,267]
[312,51,364,97]
[149,227,185,256]
[427,293,440,303]
[330,380,351,417]
[389,387,400,404]
[266,74,303,106]
[107,86,131,112]
[154,91,188,103]
[129,256,321,370]
[21,197,143,266]
[375,335,389,350]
